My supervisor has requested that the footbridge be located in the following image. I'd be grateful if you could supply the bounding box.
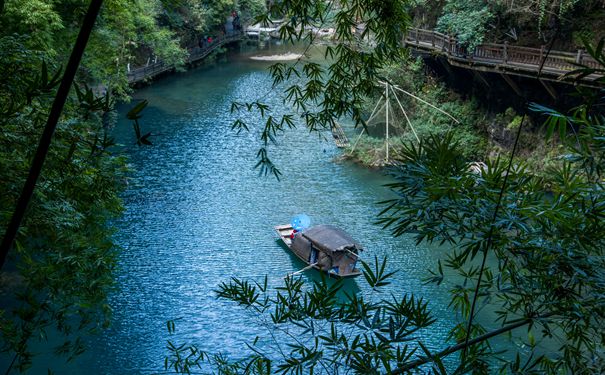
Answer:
[404,28,603,89]
[127,31,245,84]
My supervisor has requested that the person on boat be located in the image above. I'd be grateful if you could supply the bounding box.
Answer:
[290,229,298,239]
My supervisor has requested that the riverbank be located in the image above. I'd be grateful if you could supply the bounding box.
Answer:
[338,58,563,174]
[249,52,303,61]
[342,121,560,175]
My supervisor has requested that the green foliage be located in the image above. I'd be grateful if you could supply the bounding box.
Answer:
[237,0,266,23]
[0,0,188,96]
[91,0,186,95]
[378,91,605,372]
[1,0,64,48]
[346,57,486,166]
[231,0,411,178]
[495,108,523,131]
[436,0,493,49]
[158,0,258,46]
[0,35,127,372]
[418,0,601,48]
[536,0,583,30]
[165,259,438,374]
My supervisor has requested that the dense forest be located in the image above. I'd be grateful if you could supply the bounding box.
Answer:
[411,0,605,49]
[1,0,604,374]
[0,0,265,371]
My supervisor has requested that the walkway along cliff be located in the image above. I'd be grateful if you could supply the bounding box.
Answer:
[126,31,245,84]
[126,25,604,104]
[404,28,603,95]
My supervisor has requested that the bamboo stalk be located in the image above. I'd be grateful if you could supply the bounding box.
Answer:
[0,0,105,270]
[391,313,556,374]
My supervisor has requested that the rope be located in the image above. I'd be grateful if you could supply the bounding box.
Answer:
[284,263,318,278]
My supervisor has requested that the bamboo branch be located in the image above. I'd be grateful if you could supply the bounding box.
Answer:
[0,0,104,270]
[391,313,556,374]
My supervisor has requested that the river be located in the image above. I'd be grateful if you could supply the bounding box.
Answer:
[40,43,460,373]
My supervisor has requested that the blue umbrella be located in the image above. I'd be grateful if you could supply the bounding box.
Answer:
[291,214,311,231]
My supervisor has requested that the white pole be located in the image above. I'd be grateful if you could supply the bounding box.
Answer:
[349,127,365,155]
[385,81,390,163]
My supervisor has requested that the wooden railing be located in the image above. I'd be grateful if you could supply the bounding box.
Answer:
[127,31,244,84]
[404,28,601,83]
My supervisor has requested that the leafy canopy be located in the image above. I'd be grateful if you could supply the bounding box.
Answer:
[0,34,127,373]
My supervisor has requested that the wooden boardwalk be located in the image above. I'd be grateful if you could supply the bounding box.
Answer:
[404,28,603,87]
[126,27,603,87]
[127,31,244,84]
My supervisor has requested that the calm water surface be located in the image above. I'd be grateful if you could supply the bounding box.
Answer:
[57,44,462,373]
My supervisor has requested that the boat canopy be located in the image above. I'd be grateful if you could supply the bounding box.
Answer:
[302,225,363,253]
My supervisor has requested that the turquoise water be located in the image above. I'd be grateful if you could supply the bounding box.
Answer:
[35,45,462,373]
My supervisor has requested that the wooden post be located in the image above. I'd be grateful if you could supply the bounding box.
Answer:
[500,73,522,97]
[576,49,582,64]
[473,71,491,89]
[503,42,508,63]
[431,32,435,47]
[439,58,454,75]
[539,79,558,100]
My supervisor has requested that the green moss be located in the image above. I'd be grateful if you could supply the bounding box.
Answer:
[506,115,523,130]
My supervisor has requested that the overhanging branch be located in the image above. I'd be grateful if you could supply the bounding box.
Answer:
[0,0,104,270]
[391,313,556,374]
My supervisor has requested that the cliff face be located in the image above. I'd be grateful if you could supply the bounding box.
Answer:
[409,0,605,50]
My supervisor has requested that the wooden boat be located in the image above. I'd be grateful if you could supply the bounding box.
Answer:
[275,224,363,279]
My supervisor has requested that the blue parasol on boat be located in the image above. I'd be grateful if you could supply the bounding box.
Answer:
[290,214,311,231]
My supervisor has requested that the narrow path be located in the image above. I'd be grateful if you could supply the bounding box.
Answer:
[127,31,244,84]
[127,27,603,87]
[405,28,603,87]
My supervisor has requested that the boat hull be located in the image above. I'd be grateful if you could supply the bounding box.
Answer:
[274,224,362,279]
